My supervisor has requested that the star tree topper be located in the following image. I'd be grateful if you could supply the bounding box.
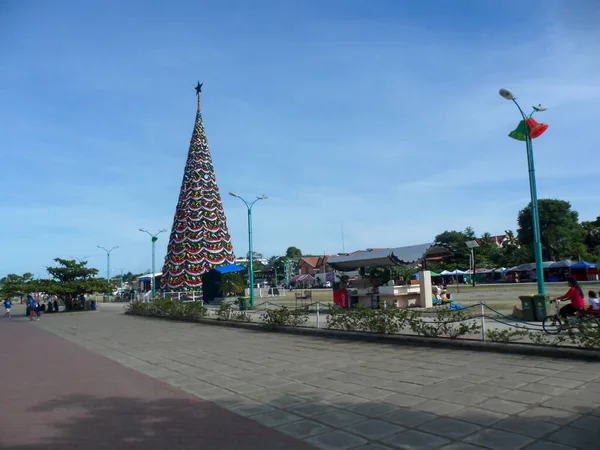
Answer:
[195,81,203,110]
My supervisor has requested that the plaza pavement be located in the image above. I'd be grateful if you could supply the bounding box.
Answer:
[4,304,600,449]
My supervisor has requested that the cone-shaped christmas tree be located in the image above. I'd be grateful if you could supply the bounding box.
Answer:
[161,82,236,290]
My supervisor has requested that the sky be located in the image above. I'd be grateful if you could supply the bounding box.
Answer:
[1,0,599,278]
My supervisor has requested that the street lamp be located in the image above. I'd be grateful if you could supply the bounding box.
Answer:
[229,192,268,308]
[139,229,166,302]
[499,88,549,295]
[97,245,118,302]
[466,240,479,287]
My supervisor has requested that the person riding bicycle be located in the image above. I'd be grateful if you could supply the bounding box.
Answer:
[553,277,585,318]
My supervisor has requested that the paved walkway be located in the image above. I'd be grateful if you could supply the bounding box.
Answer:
[0,311,313,449]
[4,305,600,449]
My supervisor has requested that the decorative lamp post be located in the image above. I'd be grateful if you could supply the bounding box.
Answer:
[139,229,166,302]
[97,246,118,302]
[499,88,549,295]
[229,192,268,308]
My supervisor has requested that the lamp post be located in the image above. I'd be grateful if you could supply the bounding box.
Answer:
[499,88,549,295]
[97,246,118,302]
[229,192,268,308]
[139,228,166,302]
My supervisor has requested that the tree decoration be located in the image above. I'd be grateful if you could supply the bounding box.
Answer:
[161,83,236,290]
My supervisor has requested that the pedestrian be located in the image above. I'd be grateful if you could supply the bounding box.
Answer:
[26,294,39,321]
[53,299,59,313]
[3,298,12,319]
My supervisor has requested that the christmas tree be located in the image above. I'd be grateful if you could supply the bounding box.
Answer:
[161,82,236,290]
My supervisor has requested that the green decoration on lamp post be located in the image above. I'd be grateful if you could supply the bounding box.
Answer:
[500,88,549,295]
[97,245,118,302]
[139,228,167,302]
[229,192,268,308]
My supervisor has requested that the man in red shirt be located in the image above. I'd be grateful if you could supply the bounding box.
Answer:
[554,277,585,318]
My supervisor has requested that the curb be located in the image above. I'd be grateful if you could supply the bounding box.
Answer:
[125,312,600,362]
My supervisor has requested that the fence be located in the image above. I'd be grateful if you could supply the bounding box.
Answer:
[219,300,563,342]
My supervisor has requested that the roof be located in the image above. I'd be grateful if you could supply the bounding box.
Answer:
[327,243,453,271]
[215,264,246,274]
[298,256,319,268]
[137,272,163,280]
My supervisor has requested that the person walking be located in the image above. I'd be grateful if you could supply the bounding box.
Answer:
[26,295,39,321]
[3,298,12,319]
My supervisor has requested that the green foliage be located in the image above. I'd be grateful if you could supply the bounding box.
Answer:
[261,306,308,327]
[217,273,246,296]
[435,227,476,268]
[41,259,109,311]
[485,329,529,343]
[285,246,302,259]
[327,305,480,338]
[0,273,37,299]
[216,302,252,322]
[126,300,207,319]
[517,199,586,261]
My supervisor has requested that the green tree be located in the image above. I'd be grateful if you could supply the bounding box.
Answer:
[582,216,600,256]
[517,199,586,261]
[40,258,109,311]
[0,273,37,301]
[434,228,475,268]
[285,246,302,258]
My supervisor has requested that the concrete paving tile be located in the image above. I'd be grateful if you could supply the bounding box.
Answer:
[288,402,339,418]
[417,417,481,439]
[492,416,560,438]
[381,429,450,450]
[353,386,397,400]
[344,419,404,440]
[439,444,486,450]
[462,384,510,397]
[477,398,529,415]
[568,415,600,430]
[496,389,552,405]
[413,399,465,415]
[382,393,428,408]
[313,409,368,428]
[453,407,509,426]
[437,391,486,406]
[354,445,396,450]
[380,408,437,428]
[519,382,569,396]
[305,429,368,450]
[525,441,579,450]
[464,428,534,450]
[548,426,600,449]
[276,419,334,439]
[537,377,586,389]
[250,409,302,428]
[345,401,398,418]
[518,407,581,425]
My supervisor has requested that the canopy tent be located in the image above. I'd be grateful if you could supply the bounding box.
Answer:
[570,260,599,282]
[215,264,246,274]
[549,260,575,269]
[570,261,598,269]
[137,272,163,281]
[441,269,465,276]
[327,243,452,272]
[514,261,555,272]
[412,271,441,280]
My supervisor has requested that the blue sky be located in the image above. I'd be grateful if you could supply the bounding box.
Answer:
[1,0,599,278]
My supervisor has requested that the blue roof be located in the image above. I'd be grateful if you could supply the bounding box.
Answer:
[215,264,246,274]
[570,261,598,269]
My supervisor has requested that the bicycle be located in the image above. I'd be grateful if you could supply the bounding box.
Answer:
[542,298,600,334]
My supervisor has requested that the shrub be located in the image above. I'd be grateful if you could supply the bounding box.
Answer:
[261,306,308,327]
